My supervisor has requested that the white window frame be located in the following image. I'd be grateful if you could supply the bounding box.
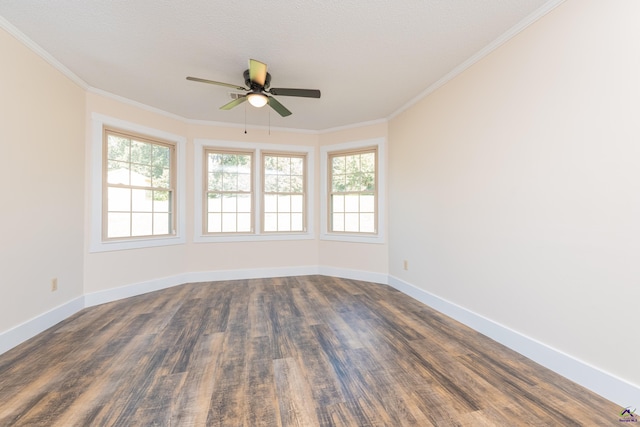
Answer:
[320,137,385,244]
[90,113,186,252]
[194,139,315,243]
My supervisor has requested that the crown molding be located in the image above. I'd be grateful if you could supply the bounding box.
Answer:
[0,15,89,90]
[388,0,567,121]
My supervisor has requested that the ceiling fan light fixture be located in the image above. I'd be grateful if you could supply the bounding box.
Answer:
[247,93,268,108]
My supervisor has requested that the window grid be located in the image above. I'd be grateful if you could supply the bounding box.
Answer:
[328,148,377,234]
[262,152,306,233]
[103,128,175,240]
[204,149,254,234]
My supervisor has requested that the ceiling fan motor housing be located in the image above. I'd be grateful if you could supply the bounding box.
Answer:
[244,69,271,90]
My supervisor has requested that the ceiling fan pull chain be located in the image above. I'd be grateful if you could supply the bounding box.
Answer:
[244,102,247,134]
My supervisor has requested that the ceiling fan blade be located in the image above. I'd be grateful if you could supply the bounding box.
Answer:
[269,88,321,98]
[187,76,246,91]
[267,96,292,117]
[249,59,268,87]
[220,95,247,110]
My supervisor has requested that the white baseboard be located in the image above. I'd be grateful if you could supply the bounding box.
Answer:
[317,266,389,285]
[387,275,640,408]
[0,296,85,355]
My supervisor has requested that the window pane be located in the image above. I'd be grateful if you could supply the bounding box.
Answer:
[361,152,375,172]
[344,213,359,232]
[208,171,223,191]
[332,174,346,192]
[107,213,130,238]
[208,194,222,212]
[108,187,131,211]
[332,156,345,175]
[290,176,303,192]
[131,140,152,165]
[345,155,360,174]
[264,156,278,175]
[362,172,375,191]
[264,175,278,192]
[278,213,291,231]
[332,195,344,213]
[264,213,277,231]
[107,161,130,185]
[291,157,303,175]
[153,213,170,234]
[221,213,237,232]
[277,157,291,175]
[360,194,375,213]
[152,145,170,169]
[278,175,291,192]
[237,213,252,232]
[222,172,238,191]
[264,194,277,213]
[291,195,303,213]
[107,136,130,162]
[153,191,170,213]
[131,189,153,212]
[345,195,359,213]
[238,173,251,192]
[208,153,223,171]
[132,213,152,236]
[278,195,291,212]
[222,195,236,212]
[292,213,303,231]
[360,213,375,233]
[332,213,344,232]
[208,213,222,233]
[152,167,170,188]
[131,163,152,186]
[237,194,251,212]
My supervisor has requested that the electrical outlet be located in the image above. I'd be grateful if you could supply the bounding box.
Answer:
[51,278,58,292]
[403,260,408,270]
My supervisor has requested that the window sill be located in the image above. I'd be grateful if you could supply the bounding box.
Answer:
[194,232,315,243]
[320,232,385,244]
[89,235,186,253]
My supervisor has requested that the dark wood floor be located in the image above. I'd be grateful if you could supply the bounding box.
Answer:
[0,275,619,426]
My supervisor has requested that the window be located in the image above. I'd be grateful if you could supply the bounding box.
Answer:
[90,113,185,253]
[104,128,176,240]
[263,152,306,232]
[321,137,385,243]
[204,150,253,234]
[194,139,314,242]
[329,148,377,233]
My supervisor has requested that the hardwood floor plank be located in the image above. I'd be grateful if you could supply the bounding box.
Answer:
[0,275,621,426]
[274,357,318,427]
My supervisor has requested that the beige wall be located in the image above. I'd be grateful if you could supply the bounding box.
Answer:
[0,28,85,331]
[318,122,389,274]
[389,0,640,385]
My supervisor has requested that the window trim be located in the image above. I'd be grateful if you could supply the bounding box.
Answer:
[102,126,177,241]
[320,137,385,244]
[90,113,186,253]
[194,139,315,243]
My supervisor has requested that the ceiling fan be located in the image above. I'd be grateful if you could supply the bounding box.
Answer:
[186,59,321,117]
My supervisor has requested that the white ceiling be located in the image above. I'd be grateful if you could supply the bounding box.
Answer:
[0,0,558,131]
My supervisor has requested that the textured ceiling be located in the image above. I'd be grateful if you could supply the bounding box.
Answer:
[0,0,558,131]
